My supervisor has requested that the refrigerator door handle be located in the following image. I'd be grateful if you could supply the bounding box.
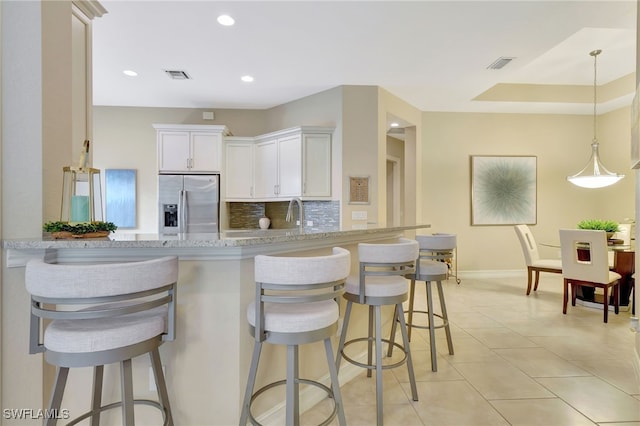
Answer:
[178,190,187,232]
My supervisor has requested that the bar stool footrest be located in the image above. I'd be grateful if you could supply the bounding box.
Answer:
[66,399,170,426]
[246,379,339,426]
[404,310,449,331]
[340,337,409,371]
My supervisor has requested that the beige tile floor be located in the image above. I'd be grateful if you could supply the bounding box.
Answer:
[302,274,640,425]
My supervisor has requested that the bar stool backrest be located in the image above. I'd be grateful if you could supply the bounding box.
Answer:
[26,256,179,354]
[255,247,350,286]
[253,247,350,341]
[357,238,419,303]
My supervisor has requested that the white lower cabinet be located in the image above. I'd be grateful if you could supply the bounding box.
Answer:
[225,126,333,201]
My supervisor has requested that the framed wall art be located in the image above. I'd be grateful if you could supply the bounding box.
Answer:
[348,176,370,204]
[470,155,537,226]
[105,169,136,228]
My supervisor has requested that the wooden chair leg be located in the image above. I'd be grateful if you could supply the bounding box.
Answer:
[533,270,541,292]
[526,267,533,295]
[603,286,609,323]
[563,279,569,314]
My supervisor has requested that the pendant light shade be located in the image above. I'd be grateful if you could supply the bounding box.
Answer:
[567,49,624,188]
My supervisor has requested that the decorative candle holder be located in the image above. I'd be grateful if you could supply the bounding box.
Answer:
[60,166,103,223]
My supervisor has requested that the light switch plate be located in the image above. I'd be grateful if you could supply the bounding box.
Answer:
[352,211,367,220]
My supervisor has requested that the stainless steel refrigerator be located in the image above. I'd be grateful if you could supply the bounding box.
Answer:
[158,174,219,234]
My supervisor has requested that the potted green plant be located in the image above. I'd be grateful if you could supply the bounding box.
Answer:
[577,219,619,239]
[43,221,117,239]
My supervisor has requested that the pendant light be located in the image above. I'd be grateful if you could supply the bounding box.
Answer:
[567,49,624,188]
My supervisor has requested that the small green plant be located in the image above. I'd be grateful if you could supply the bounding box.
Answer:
[43,221,117,234]
[576,219,619,233]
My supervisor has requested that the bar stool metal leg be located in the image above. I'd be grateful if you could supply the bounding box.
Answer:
[407,280,417,340]
[375,305,383,426]
[395,302,418,401]
[91,365,104,426]
[323,338,346,426]
[286,345,300,426]
[47,367,69,426]
[335,301,353,373]
[150,348,174,426]
[120,359,135,425]
[437,281,454,356]
[240,342,263,425]
[425,281,438,371]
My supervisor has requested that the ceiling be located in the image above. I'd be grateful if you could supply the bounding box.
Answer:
[92,1,637,117]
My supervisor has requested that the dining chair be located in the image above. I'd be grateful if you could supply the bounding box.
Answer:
[514,224,562,295]
[559,229,621,323]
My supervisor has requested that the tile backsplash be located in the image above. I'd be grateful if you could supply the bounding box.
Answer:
[227,201,340,231]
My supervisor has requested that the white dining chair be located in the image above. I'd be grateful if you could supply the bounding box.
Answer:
[514,225,562,295]
[559,229,620,323]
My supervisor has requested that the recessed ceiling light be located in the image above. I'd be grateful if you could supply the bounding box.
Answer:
[241,75,254,83]
[390,122,399,127]
[217,14,235,26]
[123,70,138,77]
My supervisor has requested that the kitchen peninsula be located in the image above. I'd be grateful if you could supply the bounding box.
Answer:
[3,224,429,425]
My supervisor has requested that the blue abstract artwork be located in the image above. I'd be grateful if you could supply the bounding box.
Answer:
[105,169,136,228]
[471,156,536,225]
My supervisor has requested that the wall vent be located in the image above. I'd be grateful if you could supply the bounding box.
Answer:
[164,70,191,80]
[487,57,515,70]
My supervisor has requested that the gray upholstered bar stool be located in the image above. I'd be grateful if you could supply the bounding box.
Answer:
[25,256,178,426]
[390,234,454,372]
[240,247,350,426]
[335,238,419,426]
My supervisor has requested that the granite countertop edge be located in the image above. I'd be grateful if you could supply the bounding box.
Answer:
[2,224,432,250]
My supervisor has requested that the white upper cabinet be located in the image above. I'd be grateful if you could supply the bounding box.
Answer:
[225,138,254,199]
[225,126,333,201]
[154,124,229,173]
[301,133,331,197]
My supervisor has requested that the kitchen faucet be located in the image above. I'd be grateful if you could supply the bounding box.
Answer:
[286,197,304,232]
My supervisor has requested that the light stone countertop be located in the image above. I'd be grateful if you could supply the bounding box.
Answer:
[2,224,431,266]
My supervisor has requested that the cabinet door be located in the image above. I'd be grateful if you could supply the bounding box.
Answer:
[254,140,278,198]
[158,131,190,172]
[277,134,302,197]
[302,133,331,197]
[225,143,254,199]
[191,132,221,172]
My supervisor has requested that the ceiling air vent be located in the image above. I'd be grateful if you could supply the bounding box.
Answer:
[164,70,191,80]
[487,57,515,70]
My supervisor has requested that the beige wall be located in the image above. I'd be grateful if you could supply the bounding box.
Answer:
[94,91,635,272]
[422,108,634,271]
[2,1,46,421]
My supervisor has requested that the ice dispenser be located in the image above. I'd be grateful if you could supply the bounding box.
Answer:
[163,204,178,228]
